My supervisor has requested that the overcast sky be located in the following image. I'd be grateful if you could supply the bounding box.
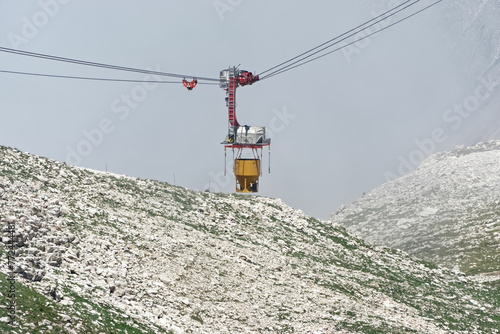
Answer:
[1,0,499,219]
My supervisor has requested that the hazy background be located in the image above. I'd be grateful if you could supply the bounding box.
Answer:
[1,0,499,219]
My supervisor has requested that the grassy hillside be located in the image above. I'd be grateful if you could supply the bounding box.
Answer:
[0,272,166,334]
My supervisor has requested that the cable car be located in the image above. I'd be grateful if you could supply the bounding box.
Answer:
[219,67,270,193]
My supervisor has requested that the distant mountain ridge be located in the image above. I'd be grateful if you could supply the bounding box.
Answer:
[1,145,499,333]
[332,140,500,279]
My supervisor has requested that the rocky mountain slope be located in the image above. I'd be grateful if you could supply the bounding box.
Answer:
[1,145,499,333]
[332,141,500,280]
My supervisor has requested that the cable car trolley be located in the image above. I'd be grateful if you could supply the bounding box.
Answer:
[220,67,271,193]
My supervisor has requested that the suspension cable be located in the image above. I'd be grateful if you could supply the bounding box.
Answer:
[0,1,443,86]
[257,0,419,78]
[259,0,443,81]
[0,46,220,82]
[0,69,222,85]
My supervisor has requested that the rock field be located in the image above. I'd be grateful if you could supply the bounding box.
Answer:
[1,145,499,333]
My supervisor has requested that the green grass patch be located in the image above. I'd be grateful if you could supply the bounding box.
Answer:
[0,272,167,334]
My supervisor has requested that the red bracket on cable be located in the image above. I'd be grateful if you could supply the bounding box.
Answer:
[182,78,197,90]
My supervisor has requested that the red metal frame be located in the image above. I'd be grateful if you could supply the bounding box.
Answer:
[225,69,259,139]
[182,78,197,90]
[224,143,270,149]
[227,76,239,127]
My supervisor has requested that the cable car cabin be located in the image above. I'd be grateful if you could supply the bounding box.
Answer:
[222,125,270,193]
[234,158,260,193]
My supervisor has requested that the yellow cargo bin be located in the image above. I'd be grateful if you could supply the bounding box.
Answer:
[234,158,260,193]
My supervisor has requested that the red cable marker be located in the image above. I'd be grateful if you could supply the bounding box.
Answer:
[182,78,197,90]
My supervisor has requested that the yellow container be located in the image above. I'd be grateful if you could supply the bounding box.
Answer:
[234,159,260,193]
